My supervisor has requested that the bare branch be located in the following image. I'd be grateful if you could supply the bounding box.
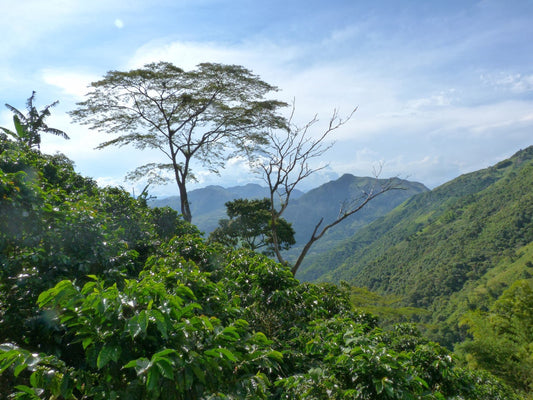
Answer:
[256,103,358,268]
[290,177,404,275]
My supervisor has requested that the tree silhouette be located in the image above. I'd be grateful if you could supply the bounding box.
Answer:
[70,62,286,222]
[1,91,69,149]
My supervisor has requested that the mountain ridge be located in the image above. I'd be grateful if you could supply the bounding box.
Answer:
[150,175,429,258]
[300,145,533,345]
[150,183,305,233]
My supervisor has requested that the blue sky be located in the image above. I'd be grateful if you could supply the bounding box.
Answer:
[2,0,533,196]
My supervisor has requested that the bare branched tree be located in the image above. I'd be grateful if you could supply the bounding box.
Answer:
[256,104,401,275]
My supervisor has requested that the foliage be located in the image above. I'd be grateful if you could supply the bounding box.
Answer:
[209,198,295,254]
[1,91,69,149]
[305,147,533,346]
[70,61,287,222]
[6,262,280,399]
[348,286,429,328]
[0,139,194,352]
[276,319,520,399]
[457,279,533,392]
[0,138,524,399]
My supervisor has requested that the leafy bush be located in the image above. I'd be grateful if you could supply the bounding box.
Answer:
[0,139,524,399]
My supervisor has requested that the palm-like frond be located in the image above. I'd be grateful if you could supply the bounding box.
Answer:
[2,91,69,149]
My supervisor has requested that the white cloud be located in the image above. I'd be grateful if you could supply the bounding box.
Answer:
[4,1,530,197]
[46,34,533,193]
[41,70,98,99]
[128,38,304,83]
[481,72,533,94]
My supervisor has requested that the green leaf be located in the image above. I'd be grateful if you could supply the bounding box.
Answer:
[13,115,27,139]
[124,357,154,377]
[97,344,121,369]
[0,351,17,374]
[155,358,174,380]
[153,349,177,359]
[127,317,142,339]
[30,370,40,387]
[218,325,240,341]
[14,385,41,397]
[205,347,237,362]
[82,337,93,350]
[81,281,98,295]
[176,284,196,300]
[138,310,149,334]
[60,373,75,398]
[13,363,27,377]
[146,366,161,392]
[151,310,168,339]
[191,365,206,384]
[123,360,138,369]
[267,350,283,362]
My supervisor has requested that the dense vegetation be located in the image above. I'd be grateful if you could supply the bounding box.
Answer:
[301,147,533,366]
[282,175,427,264]
[0,138,525,398]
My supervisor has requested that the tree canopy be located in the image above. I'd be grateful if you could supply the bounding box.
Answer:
[70,62,287,222]
[209,198,295,254]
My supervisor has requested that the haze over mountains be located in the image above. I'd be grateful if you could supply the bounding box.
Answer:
[149,175,429,261]
[150,184,305,234]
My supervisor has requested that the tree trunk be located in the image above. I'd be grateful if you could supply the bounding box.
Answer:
[172,151,193,223]
[173,163,192,222]
[178,182,192,223]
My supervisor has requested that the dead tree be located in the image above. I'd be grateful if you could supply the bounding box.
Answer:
[257,104,401,275]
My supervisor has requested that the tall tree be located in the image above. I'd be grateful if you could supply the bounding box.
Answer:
[1,91,69,149]
[257,105,399,275]
[70,62,287,222]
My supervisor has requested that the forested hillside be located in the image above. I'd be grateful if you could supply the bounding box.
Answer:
[152,175,428,264]
[302,147,533,347]
[149,184,305,234]
[0,138,524,398]
[282,174,427,262]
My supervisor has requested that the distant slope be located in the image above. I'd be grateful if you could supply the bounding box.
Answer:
[302,146,533,345]
[150,176,428,259]
[150,183,304,234]
[282,174,428,262]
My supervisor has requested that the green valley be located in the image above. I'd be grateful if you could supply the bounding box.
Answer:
[301,147,533,350]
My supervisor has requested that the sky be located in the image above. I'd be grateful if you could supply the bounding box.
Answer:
[1,0,533,197]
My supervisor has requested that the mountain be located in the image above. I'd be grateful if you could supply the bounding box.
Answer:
[150,176,429,259]
[301,146,533,345]
[149,183,304,233]
[282,174,428,262]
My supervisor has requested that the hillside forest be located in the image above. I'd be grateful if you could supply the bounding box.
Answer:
[1,66,532,399]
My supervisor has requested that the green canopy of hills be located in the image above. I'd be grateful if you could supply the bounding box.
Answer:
[282,175,428,261]
[302,146,533,346]
[1,137,526,398]
[151,175,428,267]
